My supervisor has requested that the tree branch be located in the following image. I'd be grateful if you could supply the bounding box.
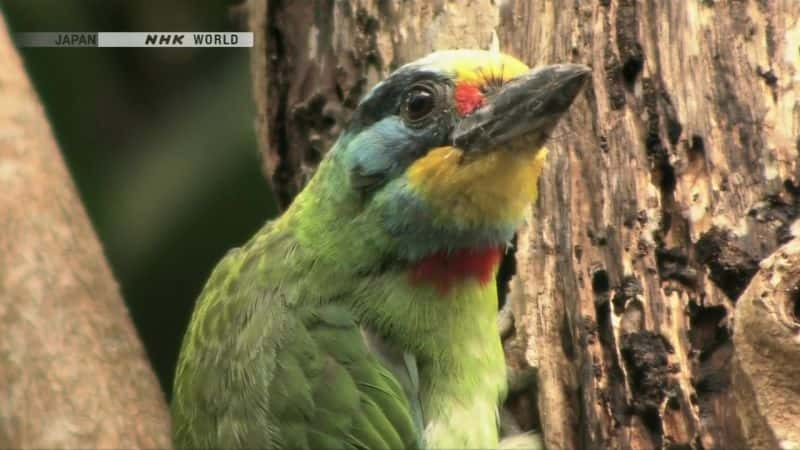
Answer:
[0,14,171,448]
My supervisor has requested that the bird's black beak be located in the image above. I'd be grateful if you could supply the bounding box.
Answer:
[452,64,591,153]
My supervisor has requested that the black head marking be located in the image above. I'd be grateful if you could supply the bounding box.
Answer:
[347,68,454,135]
[342,67,458,197]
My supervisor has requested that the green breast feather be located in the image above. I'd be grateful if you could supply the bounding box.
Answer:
[172,239,423,449]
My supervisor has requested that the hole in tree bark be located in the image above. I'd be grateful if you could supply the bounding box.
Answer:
[497,234,518,310]
[794,294,800,324]
[687,302,728,360]
[592,268,610,294]
[616,0,643,86]
[689,134,705,159]
[789,285,800,325]
[621,55,644,85]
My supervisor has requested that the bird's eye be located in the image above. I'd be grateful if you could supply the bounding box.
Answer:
[404,84,436,123]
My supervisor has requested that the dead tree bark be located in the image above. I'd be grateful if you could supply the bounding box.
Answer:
[250,1,800,449]
[0,14,172,448]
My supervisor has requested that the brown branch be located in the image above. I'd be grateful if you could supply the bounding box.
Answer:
[0,14,171,448]
[249,0,281,209]
[733,230,800,450]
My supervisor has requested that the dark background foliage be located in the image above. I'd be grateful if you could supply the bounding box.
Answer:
[2,0,276,396]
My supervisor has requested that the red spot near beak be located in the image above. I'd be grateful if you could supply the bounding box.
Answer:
[454,83,485,116]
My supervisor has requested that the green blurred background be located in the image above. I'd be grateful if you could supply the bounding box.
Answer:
[2,1,278,396]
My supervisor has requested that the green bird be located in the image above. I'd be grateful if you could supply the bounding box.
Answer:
[172,50,589,449]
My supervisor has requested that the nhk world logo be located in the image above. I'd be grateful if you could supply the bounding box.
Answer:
[14,32,253,48]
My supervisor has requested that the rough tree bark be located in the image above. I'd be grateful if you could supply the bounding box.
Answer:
[0,14,172,449]
[250,1,800,449]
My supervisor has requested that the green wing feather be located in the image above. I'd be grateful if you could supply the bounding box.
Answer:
[171,235,421,450]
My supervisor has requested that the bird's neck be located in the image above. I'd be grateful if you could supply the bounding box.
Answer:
[413,280,506,449]
[407,246,503,296]
[355,277,506,449]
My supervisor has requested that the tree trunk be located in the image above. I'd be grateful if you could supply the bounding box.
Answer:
[0,14,172,449]
[250,1,800,449]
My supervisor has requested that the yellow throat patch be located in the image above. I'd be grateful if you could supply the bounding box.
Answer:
[407,146,548,227]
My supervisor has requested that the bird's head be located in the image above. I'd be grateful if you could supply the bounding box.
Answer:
[302,50,589,262]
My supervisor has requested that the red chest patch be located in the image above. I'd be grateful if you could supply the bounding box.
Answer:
[408,247,502,295]
[454,83,485,116]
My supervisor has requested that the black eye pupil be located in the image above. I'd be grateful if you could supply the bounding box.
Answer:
[406,88,435,121]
